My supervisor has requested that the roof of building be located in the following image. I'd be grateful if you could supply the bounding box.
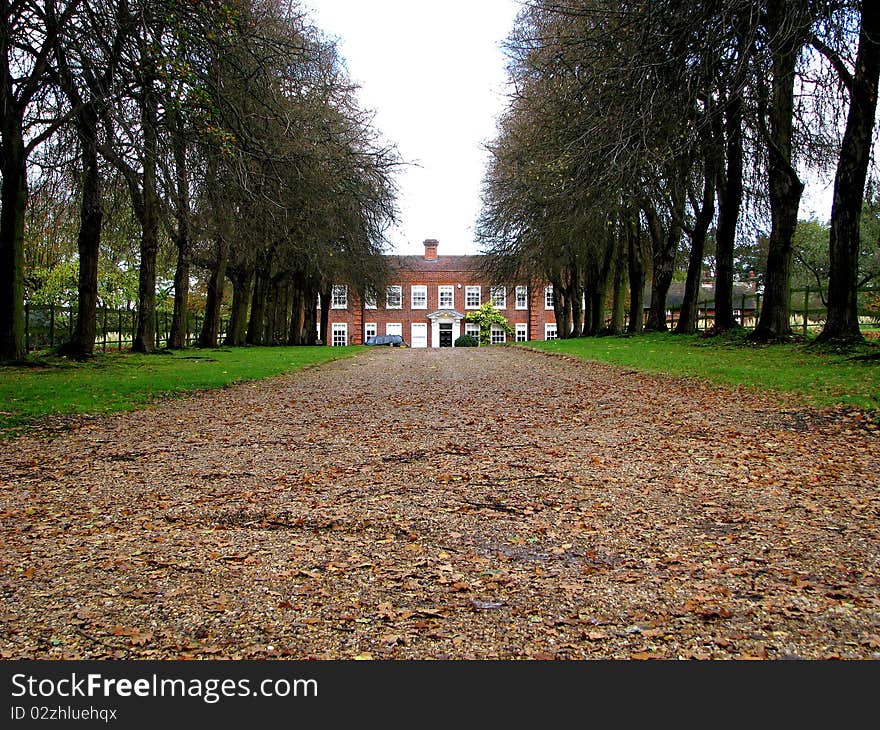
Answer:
[388,254,486,273]
[644,281,758,309]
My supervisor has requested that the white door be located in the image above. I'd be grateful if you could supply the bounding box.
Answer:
[411,323,428,348]
[386,323,402,336]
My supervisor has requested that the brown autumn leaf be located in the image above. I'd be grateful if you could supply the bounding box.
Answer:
[0,347,877,660]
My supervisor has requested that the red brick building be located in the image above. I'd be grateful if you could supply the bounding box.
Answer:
[325,239,559,347]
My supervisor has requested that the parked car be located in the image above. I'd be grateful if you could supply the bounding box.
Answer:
[364,334,407,347]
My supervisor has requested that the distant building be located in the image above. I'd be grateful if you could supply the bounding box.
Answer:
[324,239,559,347]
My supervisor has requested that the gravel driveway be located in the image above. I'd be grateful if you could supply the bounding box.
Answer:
[1,346,878,659]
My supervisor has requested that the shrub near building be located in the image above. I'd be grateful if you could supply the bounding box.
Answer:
[465,303,515,346]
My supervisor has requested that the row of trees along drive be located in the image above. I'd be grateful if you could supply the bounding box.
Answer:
[1,0,399,360]
[477,0,880,344]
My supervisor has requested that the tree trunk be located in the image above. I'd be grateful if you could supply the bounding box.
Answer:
[551,277,571,338]
[568,269,583,338]
[303,288,318,345]
[714,91,744,333]
[168,117,191,350]
[225,268,253,347]
[644,196,682,332]
[591,226,617,334]
[247,269,268,345]
[288,283,303,345]
[752,1,806,342]
[609,226,628,335]
[57,106,103,360]
[677,148,717,335]
[627,216,646,334]
[589,289,604,335]
[198,236,228,348]
[266,279,281,345]
[0,121,27,361]
[132,86,160,353]
[817,2,880,344]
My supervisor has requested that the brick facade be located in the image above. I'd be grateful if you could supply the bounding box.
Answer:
[326,240,558,347]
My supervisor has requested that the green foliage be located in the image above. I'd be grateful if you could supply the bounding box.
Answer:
[0,346,360,438]
[744,210,880,297]
[524,333,880,411]
[454,334,479,347]
[27,261,79,306]
[792,217,832,293]
[465,303,514,345]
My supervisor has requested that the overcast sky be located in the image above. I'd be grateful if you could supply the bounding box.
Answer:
[306,0,521,256]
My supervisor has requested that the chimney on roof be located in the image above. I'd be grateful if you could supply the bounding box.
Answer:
[423,239,439,260]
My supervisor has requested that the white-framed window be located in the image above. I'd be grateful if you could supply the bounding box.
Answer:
[332,323,348,347]
[438,285,454,309]
[386,323,402,336]
[490,325,506,344]
[364,322,377,340]
[515,286,528,310]
[465,323,480,343]
[545,285,554,310]
[331,285,348,309]
[465,286,481,309]
[364,288,377,309]
[545,323,557,340]
[411,285,427,309]
[515,323,528,342]
[386,285,402,309]
[490,286,506,309]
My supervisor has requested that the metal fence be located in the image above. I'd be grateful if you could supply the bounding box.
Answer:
[24,304,228,353]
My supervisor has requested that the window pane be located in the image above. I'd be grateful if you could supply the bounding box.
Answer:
[387,286,402,309]
[411,286,427,309]
[332,324,347,347]
[491,286,506,308]
[439,286,454,308]
[331,285,347,309]
[465,286,481,308]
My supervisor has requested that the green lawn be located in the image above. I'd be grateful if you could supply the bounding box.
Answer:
[0,346,360,437]
[523,332,880,411]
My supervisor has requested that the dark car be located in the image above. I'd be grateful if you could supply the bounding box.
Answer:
[364,334,407,347]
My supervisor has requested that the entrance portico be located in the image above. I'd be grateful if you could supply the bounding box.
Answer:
[426,310,464,348]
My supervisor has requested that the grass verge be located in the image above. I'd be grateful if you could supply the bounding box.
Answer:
[522,331,880,411]
[0,346,361,438]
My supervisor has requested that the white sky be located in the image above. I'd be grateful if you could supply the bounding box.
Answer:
[305,0,521,256]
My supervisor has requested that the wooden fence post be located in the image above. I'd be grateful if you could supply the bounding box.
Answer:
[802,286,810,337]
